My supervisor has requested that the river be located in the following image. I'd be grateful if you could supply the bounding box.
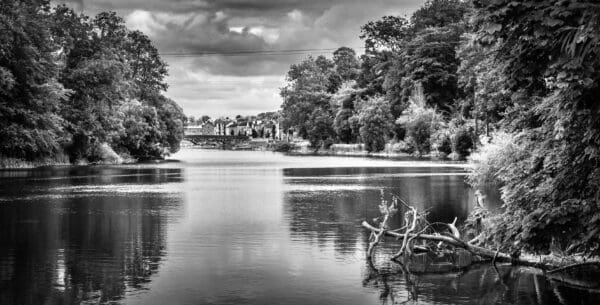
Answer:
[0,149,597,305]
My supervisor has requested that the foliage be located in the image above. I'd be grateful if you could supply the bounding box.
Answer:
[362,0,469,118]
[437,135,452,157]
[357,96,393,152]
[272,142,295,153]
[411,0,469,31]
[472,0,600,256]
[467,132,523,187]
[0,1,185,165]
[333,47,360,81]
[280,56,334,137]
[406,117,432,155]
[334,108,355,144]
[307,109,335,150]
[457,34,510,130]
[397,85,444,155]
[0,0,67,160]
[451,127,474,159]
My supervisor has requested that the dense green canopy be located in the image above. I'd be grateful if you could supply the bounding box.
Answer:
[0,0,185,163]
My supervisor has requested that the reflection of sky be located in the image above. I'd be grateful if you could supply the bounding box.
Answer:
[126,150,473,304]
[2,149,590,305]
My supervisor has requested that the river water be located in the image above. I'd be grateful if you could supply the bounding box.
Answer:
[0,149,597,305]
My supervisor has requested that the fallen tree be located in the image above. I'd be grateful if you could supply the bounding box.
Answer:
[362,193,600,273]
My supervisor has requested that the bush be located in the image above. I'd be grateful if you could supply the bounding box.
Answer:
[452,128,474,159]
[396,86,443,156]
[467,132,523,187]
[273,142,295,152]
[406,115,432,155]
[357,96,393,152]
[437,135,452,157]
[91,142,123,164]
[390,141,415,154]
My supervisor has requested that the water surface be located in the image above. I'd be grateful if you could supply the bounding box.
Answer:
[0,149,597,304]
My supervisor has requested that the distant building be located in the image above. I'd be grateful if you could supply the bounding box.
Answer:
[225,122,237,136]
[200,122,215,135]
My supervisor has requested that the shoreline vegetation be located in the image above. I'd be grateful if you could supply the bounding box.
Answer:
[182,0,598,273]
[271,0,600,264]
[3,0,600,281]
[1,1,185,170]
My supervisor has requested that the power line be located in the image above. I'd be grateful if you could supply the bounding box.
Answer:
[160,41,468,58]
[162,47,360,57]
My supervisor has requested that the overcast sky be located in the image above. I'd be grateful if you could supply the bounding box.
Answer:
[56,0,422,118]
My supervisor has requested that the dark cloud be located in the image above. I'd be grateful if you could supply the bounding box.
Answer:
[53,0,422,117]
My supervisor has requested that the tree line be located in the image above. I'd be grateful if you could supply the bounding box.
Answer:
[280,1,482,157]
[281,0,600,257]
[0,0,185,165]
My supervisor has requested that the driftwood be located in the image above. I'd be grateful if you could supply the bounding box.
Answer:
[362,196,600,273]
[363,220,600,271]
[366,194,397,261]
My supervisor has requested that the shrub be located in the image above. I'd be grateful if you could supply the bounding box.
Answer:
[390,141,415,154]
[91,142,123,164]
[437,135,452,157]
[307,109,335,151]
[396,85,443,156]
[452,128,474,159]
[273,142,295,152]
[406,115,432,155]
[357,96,393,152]
[467,132,523,187]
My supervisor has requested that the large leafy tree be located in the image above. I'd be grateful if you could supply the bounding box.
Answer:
[360,0,469,119]
[0,0,69,160]
[358,96,394,152]
[280,56,335,138]
[333,47,360,81]
[1,2,185,163]
[401,26,462,115]
[307,109,335,150]
[411,0,469,31]
[475,0,600,256]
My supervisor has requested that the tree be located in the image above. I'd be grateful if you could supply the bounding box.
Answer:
[472,0,600,256]
[280,56,334,138]
[124,30,168,100]
[307,110,335,150]
[0,0,67,160]
[333,47,360,81]
[1,3,185,164]
[411,0,469,31]
[334,108,355,144]
[358,96,394,152]
[360,1,469,117]
[397,84,444,155]
[358,17,408,97]
[457,34,509,134]
[401,26,462,115]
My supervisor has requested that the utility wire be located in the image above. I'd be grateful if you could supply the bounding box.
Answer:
[160,41,469,58]
[162,47,358,57]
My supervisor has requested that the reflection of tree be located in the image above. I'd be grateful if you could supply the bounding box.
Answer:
[0,167,183,305]
[361,263,599,305]
[283,166,472,257]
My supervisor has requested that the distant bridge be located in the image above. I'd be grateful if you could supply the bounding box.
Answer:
[184,134,250,146]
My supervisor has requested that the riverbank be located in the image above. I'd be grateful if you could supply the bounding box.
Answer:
[278,142,468,162]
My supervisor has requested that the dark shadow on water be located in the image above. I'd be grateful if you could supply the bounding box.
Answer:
[0,167,184,305]
[363,262,600,305]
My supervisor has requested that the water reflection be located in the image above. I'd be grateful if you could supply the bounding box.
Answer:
[362,263,600,305]
[282,166,475,257]
[0,168,184,305]
[0,150,597,305]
